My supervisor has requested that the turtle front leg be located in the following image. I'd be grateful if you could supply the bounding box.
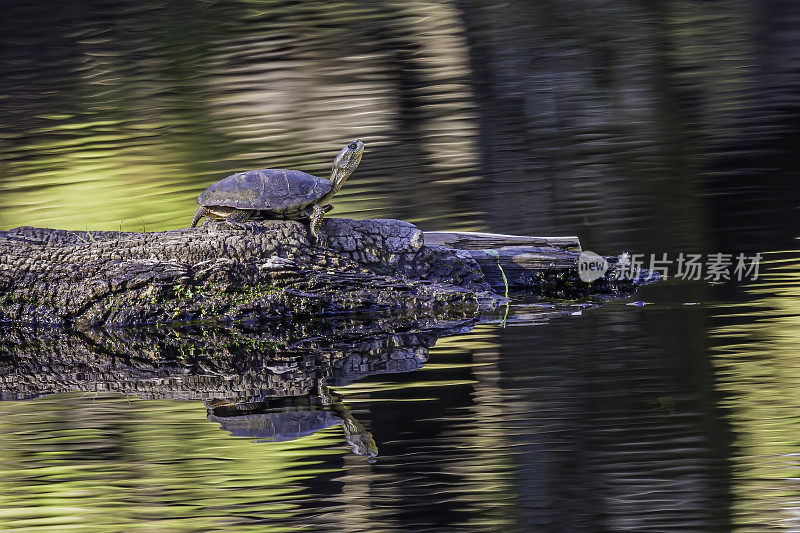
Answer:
[316,380,377,460]
[190,207,207,228]
[309,203,327,244]
[225,209,252,229]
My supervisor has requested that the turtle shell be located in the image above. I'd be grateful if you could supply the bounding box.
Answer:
[197,169,331,214]
[208,409,342,442]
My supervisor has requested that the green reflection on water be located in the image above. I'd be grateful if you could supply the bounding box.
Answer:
[0,325,519,531]
[710,249,800,531]
[0,0,485,234]
[0,394,342,531]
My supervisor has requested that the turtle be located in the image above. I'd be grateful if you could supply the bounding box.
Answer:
[190,139,365,240]
[206,382,378,460]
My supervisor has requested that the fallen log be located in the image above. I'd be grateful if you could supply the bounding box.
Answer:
[424,231,582,252]
[423,230,630,293]
[0,218,639,328]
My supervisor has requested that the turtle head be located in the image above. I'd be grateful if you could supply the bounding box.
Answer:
[330,139,364,190]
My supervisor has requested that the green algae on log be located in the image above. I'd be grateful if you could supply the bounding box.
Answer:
[0,218,638,328]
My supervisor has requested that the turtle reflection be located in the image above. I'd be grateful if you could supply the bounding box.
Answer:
[207,382,378,460]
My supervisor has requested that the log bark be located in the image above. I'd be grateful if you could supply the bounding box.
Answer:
[0,218,637,328]
[424,230,630,294]
[424,231,581,252]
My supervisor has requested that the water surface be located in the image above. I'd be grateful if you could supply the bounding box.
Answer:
[2,1,800,531]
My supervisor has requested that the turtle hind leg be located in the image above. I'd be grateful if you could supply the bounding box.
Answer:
[190,207,207,228]
[225,210,252,229]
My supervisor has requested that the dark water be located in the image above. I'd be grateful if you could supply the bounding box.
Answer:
[2,1,800,531]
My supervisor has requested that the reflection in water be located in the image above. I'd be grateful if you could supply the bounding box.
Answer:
[0,0,485,233]
[0,394,349,530]
[0,316,510,530]
[2,0,800,530]
[3,1,798,248]
[0,318,461,401]
[710,250,800,530]
[208,384,379,460]
[2,274,800,529]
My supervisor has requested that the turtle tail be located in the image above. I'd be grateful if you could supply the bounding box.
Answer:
[190,207,205,228]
